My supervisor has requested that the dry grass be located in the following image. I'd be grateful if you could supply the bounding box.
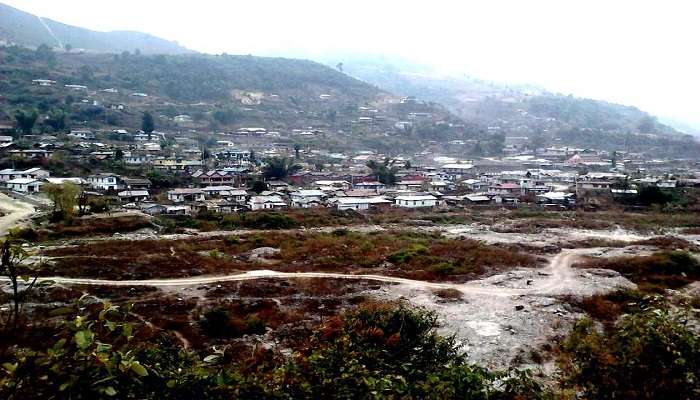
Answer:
[575,251,700,291]
[39,231,538,282]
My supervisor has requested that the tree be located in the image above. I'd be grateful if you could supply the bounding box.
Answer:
[64,43,72,53]
[14,110,38,135]
[293,143,301,159]
[366,158,398,185]
[141,111,155,139]
[42,182,81,219]
[250,180,268,194]
[262,157,301,180]
[0,239,44,332]
[115,149,124,161]
[44,110,67,131]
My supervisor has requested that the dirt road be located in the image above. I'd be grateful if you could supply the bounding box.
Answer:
[23,249,591,298]
[0,193,36,236]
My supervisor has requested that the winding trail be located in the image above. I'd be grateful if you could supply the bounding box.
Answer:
[21,250,585,297]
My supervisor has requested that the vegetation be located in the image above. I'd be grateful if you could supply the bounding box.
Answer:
[262,157,301,180]
[558,303,699,399]
[576,251,700,291]
[366,158,399,185]
[1,301,549,399]
[42,182,81,220]
[141,111,155,136]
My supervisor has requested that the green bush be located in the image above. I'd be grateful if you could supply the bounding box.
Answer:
[559,304,700,399]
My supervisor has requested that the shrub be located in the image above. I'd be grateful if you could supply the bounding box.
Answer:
[387,243,429,264]
[559,305,700,399]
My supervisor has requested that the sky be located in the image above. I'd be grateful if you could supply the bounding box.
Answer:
[5,0,700,131]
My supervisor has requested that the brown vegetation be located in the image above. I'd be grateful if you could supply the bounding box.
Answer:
[38,231,538,281]
[575,251,700,291]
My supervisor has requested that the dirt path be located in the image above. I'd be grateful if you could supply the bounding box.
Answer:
[22,249,592,297]
[0,193,36,237]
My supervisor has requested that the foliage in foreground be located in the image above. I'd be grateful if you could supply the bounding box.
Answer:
[558,302,699,399]
[1,301,548,399]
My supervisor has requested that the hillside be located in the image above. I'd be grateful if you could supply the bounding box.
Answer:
[330,56,700,156]
[0,2,191,54]
[0,45,474,155]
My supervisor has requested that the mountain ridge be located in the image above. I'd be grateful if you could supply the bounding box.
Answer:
[0,2,193,55]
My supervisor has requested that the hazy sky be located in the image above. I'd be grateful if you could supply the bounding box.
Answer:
[6,0,700,129]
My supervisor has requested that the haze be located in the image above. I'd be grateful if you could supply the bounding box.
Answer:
[7,0,699,131]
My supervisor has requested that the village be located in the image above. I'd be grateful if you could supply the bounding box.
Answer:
[0,119,697,218]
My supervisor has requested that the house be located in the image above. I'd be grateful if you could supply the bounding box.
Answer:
[117,190,150,203]
[354,181,386,192]
[441,163,475,179]
[192,170,238,187]
[460,179,486,191]
[248,195,287,210]
[314,180,351,190]
[290,190,327,208]
[395,180,424,191]
[200,185,247,200]
[333,196,392,211]
[0,167,50,182]
[464,195,491,205]
[121,178,152,190]
[87,174,121,191]
[165,205,189,215]
[5,178,43,193]
[7,149,53,159]
[167,188,205,203]
[140,203,167,215]
[489,183,522,196]
[154,159,204,172]
[394,194,438,208]
[68,130,95,140]
[536,192,575,206]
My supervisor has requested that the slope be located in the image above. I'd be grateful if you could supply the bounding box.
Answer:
[0,2,192,54]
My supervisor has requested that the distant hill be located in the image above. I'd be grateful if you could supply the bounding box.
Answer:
[323,55,700,156]
[0,2,192,55]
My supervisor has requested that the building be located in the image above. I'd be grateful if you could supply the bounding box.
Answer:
[333,196,392,211]
[5,178,43,193]
[192,170,239,187]
[394,194,438,208]
[87,174,121,191]
[118,190,150,203]
[0,168,50,182]
[290,190,327,208]
[121,178,152,190]
[167,188,205,203]
[248,195,287,210]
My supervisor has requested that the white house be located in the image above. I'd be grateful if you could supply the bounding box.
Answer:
[87,174,121,191]
[5,178,43,193]
[0,167,50,182]
[394,194,438,208]
[68,130,95,140]
[248,195,287,210]
[118,190,150,203]
[290,190,326,208]
[167,188,205,203]
[334,196,392,211]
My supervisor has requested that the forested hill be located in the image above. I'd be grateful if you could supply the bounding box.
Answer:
[0,2,191,55]
[332,57,700,155]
